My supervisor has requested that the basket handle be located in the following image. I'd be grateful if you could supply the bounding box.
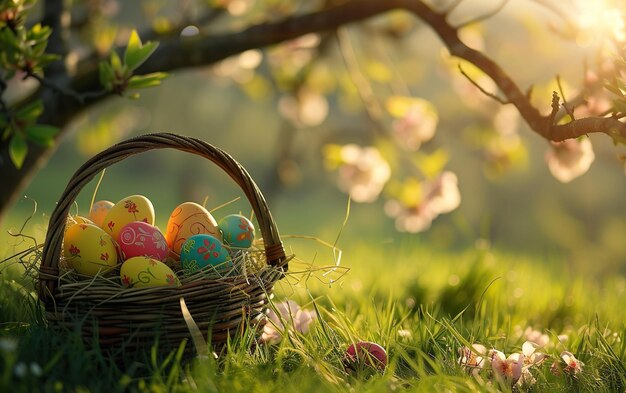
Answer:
[39,133,287,300]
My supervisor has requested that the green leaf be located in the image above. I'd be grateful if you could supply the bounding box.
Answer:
[99,61,115,90]
[125,30,142,59]
[127,72,168,89]
[110,51,123,73]
[15,100,44,122]
[124,30,159,72]
[25,124,59,146]
[9,133,28,169]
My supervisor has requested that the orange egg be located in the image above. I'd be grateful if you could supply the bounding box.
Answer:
[89,200,114,227]
[165,202,221,255]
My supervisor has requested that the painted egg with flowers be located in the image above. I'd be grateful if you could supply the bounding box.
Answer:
[117,221,168,261]
[102,195,155,240]
[120,256,180,288]
[180,234,232,274]
[218,214,255,248]
[63,223,118,276]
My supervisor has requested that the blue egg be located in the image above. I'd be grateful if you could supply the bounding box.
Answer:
[218,214,255,248]
[180,234,231,274]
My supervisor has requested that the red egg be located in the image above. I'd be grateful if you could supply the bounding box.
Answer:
[117,221,168,261]
[345,341,387,370]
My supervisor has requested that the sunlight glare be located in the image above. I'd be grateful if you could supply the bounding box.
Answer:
[574,0,625,46]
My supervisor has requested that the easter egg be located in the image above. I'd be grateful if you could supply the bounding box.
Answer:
[89,200,114,227]
[117,221,168,261]
[218,214,255,248]
[180,234,231,274]
[66,215,94,227]
[345,342,387,370]
[165,202,221,255]
[120,256,181,288]
[102,195,155,240]
[63,223,118,276]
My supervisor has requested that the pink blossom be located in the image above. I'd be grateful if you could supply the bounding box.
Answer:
[489,349,524,385]
[521,341,548,367]
[561,351,584,375]
[545,137,595,183]
[458,344,487,375]
[523,327,550,347]
[328,144,391,203]
[261,300,316,344]
[392,103,438,151]
[384,171,461,233]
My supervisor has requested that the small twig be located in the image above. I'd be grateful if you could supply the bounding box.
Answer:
[458,64,509,104]
[549,91,560,125]
[556,75,575,120]
[455,0,510,29]
[25,71,108,104]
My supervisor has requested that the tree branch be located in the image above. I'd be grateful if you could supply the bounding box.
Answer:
[2,0,625,220]
[401,0,626,142]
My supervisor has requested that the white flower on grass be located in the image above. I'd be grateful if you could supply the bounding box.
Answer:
[489,349,524,385]
[458,344,487,375]
[516,368,537,388]
[30,362,43,377]
[14,362,27,378]
[261,300,316,345]
[545,137,595,183]
[561,351,584,375]
[523,327,550,348]
[521,341,548,367]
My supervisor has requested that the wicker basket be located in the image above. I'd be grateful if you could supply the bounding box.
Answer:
[37,133,288,354]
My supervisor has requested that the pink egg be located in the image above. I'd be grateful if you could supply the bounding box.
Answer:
[345,341,387,370]
[117,221,168,261]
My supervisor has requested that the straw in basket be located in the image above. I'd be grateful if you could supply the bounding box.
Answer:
[37,133,289,355]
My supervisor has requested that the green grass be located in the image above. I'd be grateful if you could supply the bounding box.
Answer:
[1,232,625,393]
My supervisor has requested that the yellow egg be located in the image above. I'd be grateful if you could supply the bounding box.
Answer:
[63,223,119,276]
[120,256,181,288]
[165,202,221,255]
[89,200,114,227]
[66,215,94,228]
[102,195,155,240]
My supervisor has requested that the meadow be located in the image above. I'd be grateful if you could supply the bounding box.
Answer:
[1,210,625,392]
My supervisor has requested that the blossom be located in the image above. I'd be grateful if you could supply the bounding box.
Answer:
[325,144,391,203]
[458,344,487,375]
[391,102,438,151]
[521,340,548,367]
[561,351,584,375]
[523,327,550,348]
[489,349,524,385]
[384,171,461,233]
[516,368,537,388]
[261,300,316,344]
[545,137,595,183]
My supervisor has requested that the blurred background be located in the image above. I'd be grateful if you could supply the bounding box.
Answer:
[2,0,625,280]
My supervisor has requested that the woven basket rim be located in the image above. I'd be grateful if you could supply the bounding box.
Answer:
[38,132,288,304]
